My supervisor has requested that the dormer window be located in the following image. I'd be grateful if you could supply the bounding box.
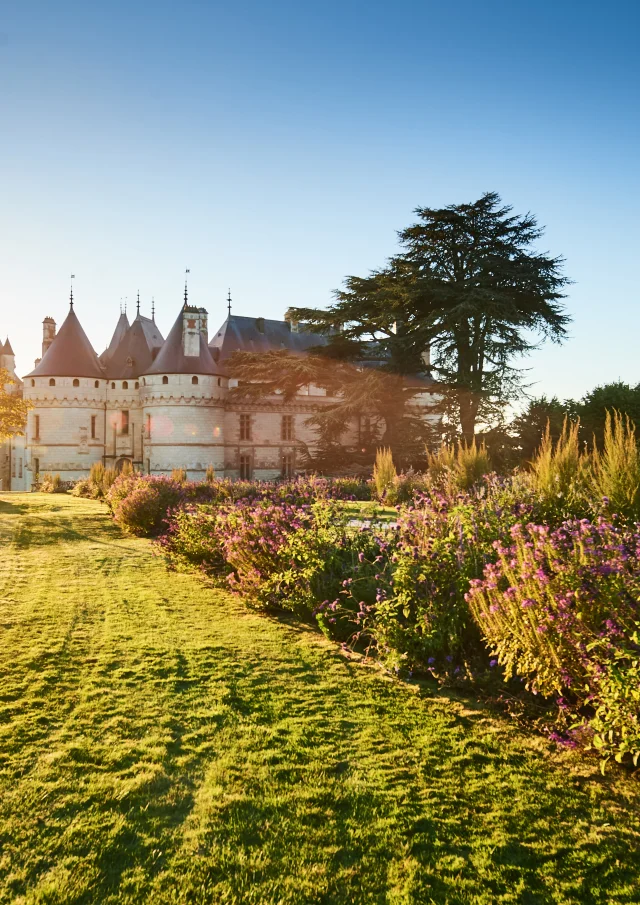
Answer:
[73,379,80,387]
[162,376,168,385]
[49,378,55,387]
[192,376,199,385]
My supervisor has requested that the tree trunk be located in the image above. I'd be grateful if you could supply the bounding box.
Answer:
[459,391,478,446]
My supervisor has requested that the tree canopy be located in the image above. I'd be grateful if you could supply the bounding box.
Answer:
[0,369,31,440]
[288,192,570,443]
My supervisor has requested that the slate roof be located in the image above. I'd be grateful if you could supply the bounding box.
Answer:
[3,337,14,355]
[100,312,130,364]
[106,315,165,379]
[208,315,329,364]
[25,307,104,379]
[143,308,220,376]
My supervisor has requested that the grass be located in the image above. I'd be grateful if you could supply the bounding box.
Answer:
[0,494,639,905]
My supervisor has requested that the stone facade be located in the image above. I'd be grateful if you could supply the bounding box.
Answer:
[3,295,441,490]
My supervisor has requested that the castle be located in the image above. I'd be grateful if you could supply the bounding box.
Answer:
[1,289,440,491]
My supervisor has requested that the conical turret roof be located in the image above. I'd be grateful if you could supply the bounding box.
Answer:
[144,307,219,376]
[106,314,165,379]
[100,311,130,364]
[3,337,14,355]
[25,307,104,379]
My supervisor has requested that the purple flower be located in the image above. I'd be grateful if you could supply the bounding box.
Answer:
[489,659,498,668]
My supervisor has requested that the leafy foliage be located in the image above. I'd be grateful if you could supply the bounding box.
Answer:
[0,368,31,440]
[288,192,570,442]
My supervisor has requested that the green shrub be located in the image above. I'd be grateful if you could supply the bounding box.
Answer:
[40,473,65,493]
[467,518,640,765]
[107,474,187,536]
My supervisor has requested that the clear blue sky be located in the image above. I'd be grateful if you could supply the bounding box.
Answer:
[1,0,638,403]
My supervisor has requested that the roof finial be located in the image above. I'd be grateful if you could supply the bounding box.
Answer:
[136,290,140,316]
[124,297,127,315]
[184,268,190,307]
[70,274,75,308]
[151,296,155,322]
[227,288,232,317]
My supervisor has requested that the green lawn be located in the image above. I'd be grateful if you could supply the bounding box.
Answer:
[1,495,639,905]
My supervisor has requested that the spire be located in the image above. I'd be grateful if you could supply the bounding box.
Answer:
[184,268,190,307]
[227,288,232,317]
[70,274,75,308]
[151,297,156,322]
[136,290,140,317]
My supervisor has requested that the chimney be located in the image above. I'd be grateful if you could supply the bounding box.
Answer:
[182,306,208,357]
[255,317,265,334]
[42,317,56,357]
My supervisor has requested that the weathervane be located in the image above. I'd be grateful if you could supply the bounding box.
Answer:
[227,288,232,317]
[136,290,140,316]
[70,274,75,308]
[151,296,155,321]
[184,269,190,306]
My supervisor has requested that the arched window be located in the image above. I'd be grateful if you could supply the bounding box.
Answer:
[192,376,199,385]
[162,376,168,385]
[111,382,115,389]
[123,381,129,390]
[49,378,55,387]
[73,379,80,387]
[217,378,221,387]
[94,380,99,388]
[135,381,139,389]
[31,379,35,387]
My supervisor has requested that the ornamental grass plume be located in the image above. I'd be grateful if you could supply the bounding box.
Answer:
[373,447,397,501]
[426,440,491,491]
[528,418,590,519]
[171,467,187,483]
[592,411,640,521]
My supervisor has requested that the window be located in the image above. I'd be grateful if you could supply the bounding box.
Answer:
[192,376,199,385]
[73,379,80,387]
[239,414,251,441]
[281,415,294,441]
[49,378,55,387]
[111,382,115,389]
[91,415,97,439]
[123,381,128,390]
[146,458,151,475]
[19,458,23,478]
[282,452,295,478]
[31,379,35,387]
[121,410,129,435]
[95,380,100,388]
[34,415,40,440]
[34,457,40,479]
[146,413,151,438]
[239,453,252,480]
[162,376,168,385]
[217,378,221,387]
[135,382,139,389]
